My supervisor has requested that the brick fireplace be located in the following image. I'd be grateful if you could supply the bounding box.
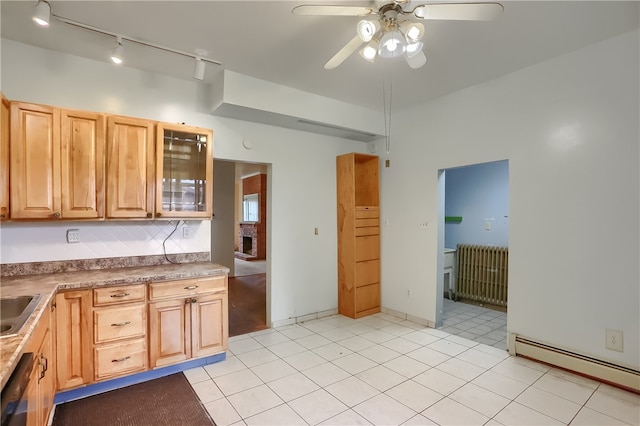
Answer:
[235,173,266,260]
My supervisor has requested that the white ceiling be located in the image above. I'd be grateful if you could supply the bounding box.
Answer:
[1,1,638,112]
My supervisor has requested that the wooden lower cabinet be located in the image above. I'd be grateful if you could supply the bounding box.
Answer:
[26,301,54,426]
[51,276,227,403]
[149,292,228,368]
[149,277,228,369]
[55,290,93,390]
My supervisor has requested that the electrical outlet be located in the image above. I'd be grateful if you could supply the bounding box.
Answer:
[418,222,428,229]
[182,226,191,238]
[605,329,623,352]
[66,229,80,243]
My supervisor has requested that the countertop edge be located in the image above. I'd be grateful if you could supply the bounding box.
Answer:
[0,262,229,389]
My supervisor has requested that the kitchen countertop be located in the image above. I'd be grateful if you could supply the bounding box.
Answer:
[0,261,229,389]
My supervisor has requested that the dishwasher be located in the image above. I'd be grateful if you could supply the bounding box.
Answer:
[1,353,34,426]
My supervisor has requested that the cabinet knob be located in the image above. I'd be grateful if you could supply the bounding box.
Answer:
[146,212,152,218]
[156,212,162,217]
[53,212,61,219]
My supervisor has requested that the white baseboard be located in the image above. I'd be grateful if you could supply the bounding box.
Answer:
[511,334,640,393]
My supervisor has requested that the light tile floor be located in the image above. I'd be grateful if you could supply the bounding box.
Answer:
[185,312,639,426]
[441,298,508,350]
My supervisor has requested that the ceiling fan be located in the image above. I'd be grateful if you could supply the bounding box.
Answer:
[292,1,504,69]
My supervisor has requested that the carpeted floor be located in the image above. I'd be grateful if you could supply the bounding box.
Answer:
[52,373,215,426]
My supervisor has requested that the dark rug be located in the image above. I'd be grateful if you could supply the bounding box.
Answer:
[52,373,215,426]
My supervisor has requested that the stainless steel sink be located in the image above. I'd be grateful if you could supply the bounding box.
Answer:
[0,294,42,337]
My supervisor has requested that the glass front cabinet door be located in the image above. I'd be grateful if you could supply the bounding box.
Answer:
[155,123,213,219]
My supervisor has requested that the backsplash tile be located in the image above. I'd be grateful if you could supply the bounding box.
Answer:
[0,220,210,265]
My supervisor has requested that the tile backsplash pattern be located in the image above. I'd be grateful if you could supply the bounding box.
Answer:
[0,220,210,265]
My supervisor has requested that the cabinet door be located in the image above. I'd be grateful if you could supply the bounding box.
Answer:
[60,109,105,219]
[191,293,228,358]
[106,115,154,218]
[148,298,190,368]
[155,123,213,219]
[1,94,9,220]
[10,102,61,219]
[56,290,93,390]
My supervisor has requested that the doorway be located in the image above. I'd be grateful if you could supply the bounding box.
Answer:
[437,160,509,350]
[211,160,269,337]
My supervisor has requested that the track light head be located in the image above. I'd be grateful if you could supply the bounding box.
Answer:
[193,57,205,80]
[33,1,51,27]
[111,36,123,64]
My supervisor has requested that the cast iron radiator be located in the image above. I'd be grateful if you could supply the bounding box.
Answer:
[456,244,509,306]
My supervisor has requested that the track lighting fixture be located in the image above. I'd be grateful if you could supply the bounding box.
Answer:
[193,57,205,80]
[110,36,123,64]
[37,8,222,77]
[32,0,51,27]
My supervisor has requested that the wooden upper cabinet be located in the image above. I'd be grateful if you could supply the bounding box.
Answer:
[155,123,213,219]
[1,94,9,220]
[9,102,105,220]
[10,102,61,219]
[106,115,155,219]
[60,109,105,219]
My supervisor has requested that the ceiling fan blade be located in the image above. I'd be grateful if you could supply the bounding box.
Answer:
[292,5,375,16]
[324,35,364,69]
[413,2,504,20]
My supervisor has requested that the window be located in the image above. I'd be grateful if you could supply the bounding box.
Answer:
[243,194,259,222]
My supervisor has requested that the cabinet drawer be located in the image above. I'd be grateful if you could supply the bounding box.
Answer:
[355,226,379,237]
[355,283,380,313]
[149,276,227,300]
[94,338,147,381]
[355,218,378,228]
[355,207,379,219]
[355,235,380,262]
[94,304,146,344]
[355,260,379,287]
[94,284,146,306]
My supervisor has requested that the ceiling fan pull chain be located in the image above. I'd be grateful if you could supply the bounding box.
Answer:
[382,75,393,167]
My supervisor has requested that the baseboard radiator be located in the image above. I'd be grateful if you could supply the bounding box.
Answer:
[456,244,508,306]
[513,335,640,393]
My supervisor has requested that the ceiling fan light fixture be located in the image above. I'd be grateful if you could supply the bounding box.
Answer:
[405,49,427,69]
[378,29,406,58]
[356,20,379,42]
[405,41,424,58]
[359,42,377,62]
[32,0,51,27]
[400,22,424,43]
[111,36,124,64]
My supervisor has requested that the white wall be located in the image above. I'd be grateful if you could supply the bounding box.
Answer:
[0,39,366,325]
[378,30,639,369]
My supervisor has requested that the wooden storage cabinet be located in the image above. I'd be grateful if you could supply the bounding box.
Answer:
[337,153,380,319]
[149,276,228,368]
[25,301,54,426]
[106,115,155,219]
[92,284,147,381]
[1,94,9,220]
[55,290,93,390]
[155,123,213,219]
[9,102,105,220]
